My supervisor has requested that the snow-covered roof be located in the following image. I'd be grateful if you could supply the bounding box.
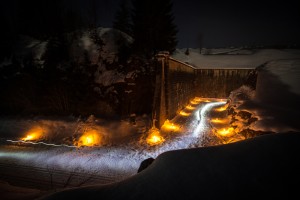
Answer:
[172,48,300,69]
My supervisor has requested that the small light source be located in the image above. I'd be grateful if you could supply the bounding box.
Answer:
[215,105,228,112]
[217,127,235,137]
[78,130,102,146]
[190,100,199,105]
[186,104,195,110]
[179,110,190,116]
[22,127,44,141]
[211,118,227,124]
[161,120,180,132]
[146,128,165,146]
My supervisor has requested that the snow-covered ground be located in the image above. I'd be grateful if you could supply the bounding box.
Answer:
[173,48,300,132]
[48,48,298,199]
[0,180,43,200]
[1,47,300,199]
[39,132,300,200]
[0,99,226,193]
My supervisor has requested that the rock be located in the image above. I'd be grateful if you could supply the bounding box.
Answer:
[137,157,155,173]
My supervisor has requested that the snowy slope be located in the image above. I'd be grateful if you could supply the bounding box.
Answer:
[70,27,133,65]
[2,35,48,68]
[0,181,42,200]
[41,132,300,200]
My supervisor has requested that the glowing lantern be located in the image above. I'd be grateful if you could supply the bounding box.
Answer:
[78,130,102,146]
[22,127,44,141]
[161,120,180,132]
[186,104,195,110]
[211,118,228,124]
[217,127,235,137]
[190,100,199,105]
[179,110,190,117]
[146,128,165,146]
[215,105,228,112]
[194,97,201,102]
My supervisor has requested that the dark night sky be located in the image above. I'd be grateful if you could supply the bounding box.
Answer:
[2,0,300,48]
[172,1,300,48]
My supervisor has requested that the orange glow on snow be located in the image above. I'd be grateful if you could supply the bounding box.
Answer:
[146,128,165,146]
[22,127,44,141]
[215,104,228,112]
[193,97,201,102]
[190,100,199,105]
[186,104,195,110]
[161,120,180,132]
[179,110,190,116]
[217,127,235,137]
[78,130,102,146]
[211,118,228,124]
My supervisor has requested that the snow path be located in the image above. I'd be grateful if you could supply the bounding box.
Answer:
[0,99,226,187]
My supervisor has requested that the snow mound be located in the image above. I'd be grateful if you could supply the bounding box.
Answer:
[71,27,133,65]
[41,132,300,200]
[11,35,48,68]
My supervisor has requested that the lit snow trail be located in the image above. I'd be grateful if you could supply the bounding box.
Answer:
[0,99,227,186]
[144,100,227,157]
[193,101,226,137]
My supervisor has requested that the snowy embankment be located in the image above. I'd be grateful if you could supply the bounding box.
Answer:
[173,48,300,133]
[227,58,300,133]
[41,132,300,200]
[0,181,42,200]
[239,59,300,132]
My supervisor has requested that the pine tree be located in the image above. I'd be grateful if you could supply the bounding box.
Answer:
[131,0,177,57]
[113,0,131,35]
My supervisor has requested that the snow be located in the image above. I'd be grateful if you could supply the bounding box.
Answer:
[0,180,42,200]
[2,35,300,198]
[10,35,48,68]
[263,59,300,95]
[40,132,300,200]
[172,48,300,69]
[228,58,300,133]
[72,27,133,65]
[173,48,300,133]
[0,100,227,190]
[95,66,125,86]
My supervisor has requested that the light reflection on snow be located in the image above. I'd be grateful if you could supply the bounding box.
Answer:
[1,99,227,182]
[193,101,226,137]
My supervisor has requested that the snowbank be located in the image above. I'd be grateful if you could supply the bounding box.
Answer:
[70,27,133,65]
[0,180,43,200]
[41,132,300,199]
[230,58,300,133]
